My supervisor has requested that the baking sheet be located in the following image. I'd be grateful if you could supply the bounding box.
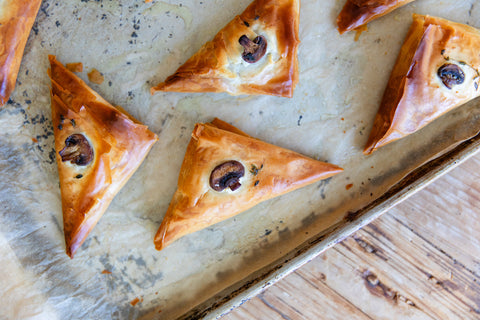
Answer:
[1,0,479,319]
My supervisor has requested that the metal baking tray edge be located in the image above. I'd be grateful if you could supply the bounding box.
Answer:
[178,131,480,320]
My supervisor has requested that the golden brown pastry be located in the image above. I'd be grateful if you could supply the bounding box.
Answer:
[364,15,480,154]
[337,0,415,34]
[49,55,158,258]
[154,118,343,250]
[0,0,42,105]
[151,0,300,98]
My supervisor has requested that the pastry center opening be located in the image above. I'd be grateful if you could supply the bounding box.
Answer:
[210,161,245,191]
[437,63,465,89]
[239,35,267,63]
[59,133,94,166]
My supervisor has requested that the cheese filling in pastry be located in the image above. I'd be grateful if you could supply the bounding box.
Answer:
[49,55,158,258]
[0,0,42,106]
[151,0,300,98]
[154,118,343,250]
[337,0,415,34]
[364,15,480,154]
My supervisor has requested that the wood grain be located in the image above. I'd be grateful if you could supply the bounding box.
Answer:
[223,153,480,319]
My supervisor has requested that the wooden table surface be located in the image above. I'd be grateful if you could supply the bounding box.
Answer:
[222,153,480,319]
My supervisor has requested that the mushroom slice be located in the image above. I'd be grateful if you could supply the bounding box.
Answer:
[210,161,245,191]
[59,134,94,166]
[437,64,465,89]
[239,35,267,63]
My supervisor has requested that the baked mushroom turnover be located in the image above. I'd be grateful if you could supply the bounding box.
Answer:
[151,0,300,98]
[364,15,480,154]
[0,0,42,106]
[154,118,343,250]
[337,0,415,34]
[49,56,158,258]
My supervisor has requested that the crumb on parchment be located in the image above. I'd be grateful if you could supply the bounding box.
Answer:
[130,297,140,306]
[130,297,143,306]
[88,68,104,84]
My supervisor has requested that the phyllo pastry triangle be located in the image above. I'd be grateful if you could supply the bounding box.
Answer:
[364,15,480,154]
[337,0,415,34]
[154,118,342,250]
[151,0,300,98]
[0,0,42,105]
[49,55,158,257]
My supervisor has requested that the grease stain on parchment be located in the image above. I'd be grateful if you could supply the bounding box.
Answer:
[143,2,192,29]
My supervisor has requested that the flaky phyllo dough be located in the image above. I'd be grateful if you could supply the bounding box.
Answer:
[364,15,480,154]
[0,0,42,105]
[154,118,343,250]
[49,56,158,257]
[151,0,300,97]
[337,0,415,34]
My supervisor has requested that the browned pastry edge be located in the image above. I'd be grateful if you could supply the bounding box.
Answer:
[49,55,158,257]
[364,15,480,154]
[151,0,300,97]
[154,119,343,250]
[337,0,415,34]
[0,0,42,106]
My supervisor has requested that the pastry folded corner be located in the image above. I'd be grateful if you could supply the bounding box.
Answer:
[0,0,42,106]
[154,118,342,250]
[337,0,415,34]
[151,0,300,98]
[49,55,158,258]
[364,14,480,154]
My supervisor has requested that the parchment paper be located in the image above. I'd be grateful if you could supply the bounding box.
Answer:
[1,0,479,319]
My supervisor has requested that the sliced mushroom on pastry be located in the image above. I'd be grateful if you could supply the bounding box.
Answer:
[151,0,300,98]
[49,55,158,258]
[154,118,343,250]
[0,0,42,105]
[337,0,415,34]
[364,15,480,154]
